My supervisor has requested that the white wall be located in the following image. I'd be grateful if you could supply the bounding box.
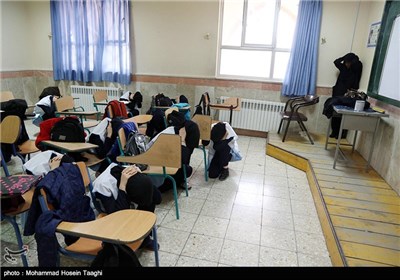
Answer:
[28,1,52,70]
[0,0,386,87]
[318,1,361,88]
[0,1,35,70]
[353,0,386,92]
[131,0,219,78]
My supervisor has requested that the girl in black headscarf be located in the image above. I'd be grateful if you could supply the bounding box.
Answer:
[329,53,363,138]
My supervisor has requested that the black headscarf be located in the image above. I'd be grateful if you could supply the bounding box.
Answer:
[110,165,154,207]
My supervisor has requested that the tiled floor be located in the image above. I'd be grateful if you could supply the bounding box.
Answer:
[1,119,332,267]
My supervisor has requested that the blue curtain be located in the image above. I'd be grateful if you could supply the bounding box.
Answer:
[51,0,131,85]
[281,0,322,96]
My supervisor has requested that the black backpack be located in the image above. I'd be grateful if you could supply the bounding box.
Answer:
[193,92,210,117]
[50,117,85,142]
[91,243,142,267]
[154,93,173,107]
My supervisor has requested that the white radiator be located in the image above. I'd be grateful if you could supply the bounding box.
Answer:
[218,97,285,132]
[70,85,121,112]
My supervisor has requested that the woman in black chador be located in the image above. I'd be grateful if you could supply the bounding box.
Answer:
[329,53,363,138]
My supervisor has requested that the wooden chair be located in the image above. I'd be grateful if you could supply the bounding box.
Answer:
[92,90,108,112]
[117,133,186,219]
[54,96,100,131]
[0,115,39,176]
[209,97,241,125]
[192,114,212,181]
[1,91,35,115]
[1,187,35,266]
[124,114,153,135]
[37,162,159,266]
[0,91,15,102]
[277,95,320,144]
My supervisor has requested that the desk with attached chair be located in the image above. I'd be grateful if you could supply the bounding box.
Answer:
[36,162,159,267]
[40,141,102,167]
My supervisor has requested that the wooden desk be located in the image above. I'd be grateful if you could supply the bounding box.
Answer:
[124,114,153,125]
[330,105,389,170]
[57,209,156,244]
[41,141,98,153]
[56,209,159,266]
[210,97,241,124]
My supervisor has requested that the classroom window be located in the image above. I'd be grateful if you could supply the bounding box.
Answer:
[51,0,131,85]
[218,0,299,81]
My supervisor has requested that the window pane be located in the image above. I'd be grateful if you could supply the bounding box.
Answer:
[276,0,299,49]
[245,0,276,45]
[273,52,290,79]
[221,0,244,46]
[220,49,271,78]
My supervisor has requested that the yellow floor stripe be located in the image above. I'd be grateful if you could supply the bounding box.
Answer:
[346,257,394,267]
[319,181,398,196]
[327,205,400,225]
[341,241,400,266]
[336,227,400,251]
[325,196,400,214]
[322,188,400,205]
[314,167,386,182]
[331,215,400,236]
[316,174,391,189]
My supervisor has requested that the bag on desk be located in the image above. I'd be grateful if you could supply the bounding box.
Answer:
[50,117,85,142]
[1,175,42,213]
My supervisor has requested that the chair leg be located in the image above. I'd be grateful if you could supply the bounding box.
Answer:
[201,146,208,181]
[2,215,29,267]
[324,118,332,150]
[1,151,10,176]
[299,121,314,145]
[165,174,180,219]
[277,119,284,134]
[297,121,305,131]
[152,226,160,267]
[282,120,291,142]
[15,153,26,165]
[182,164,188,197]
[229,108,233,125]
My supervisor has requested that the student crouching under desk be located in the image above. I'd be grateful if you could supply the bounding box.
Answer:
[88,117,137,174]
[24,151,161,266]
[208,122,242,181]
[92,163,161,250]
[23,154,95,267]
[147,110,200,193]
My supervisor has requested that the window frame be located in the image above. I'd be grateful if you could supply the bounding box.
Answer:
[216,0,296,82]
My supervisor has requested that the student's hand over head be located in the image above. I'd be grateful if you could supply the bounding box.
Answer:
[49,155,63,170]
[179,127,187,146]
[119,165,141,192]
[106,122,113,138]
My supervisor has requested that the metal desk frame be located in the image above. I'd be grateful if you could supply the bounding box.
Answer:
[327,106,389,170]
